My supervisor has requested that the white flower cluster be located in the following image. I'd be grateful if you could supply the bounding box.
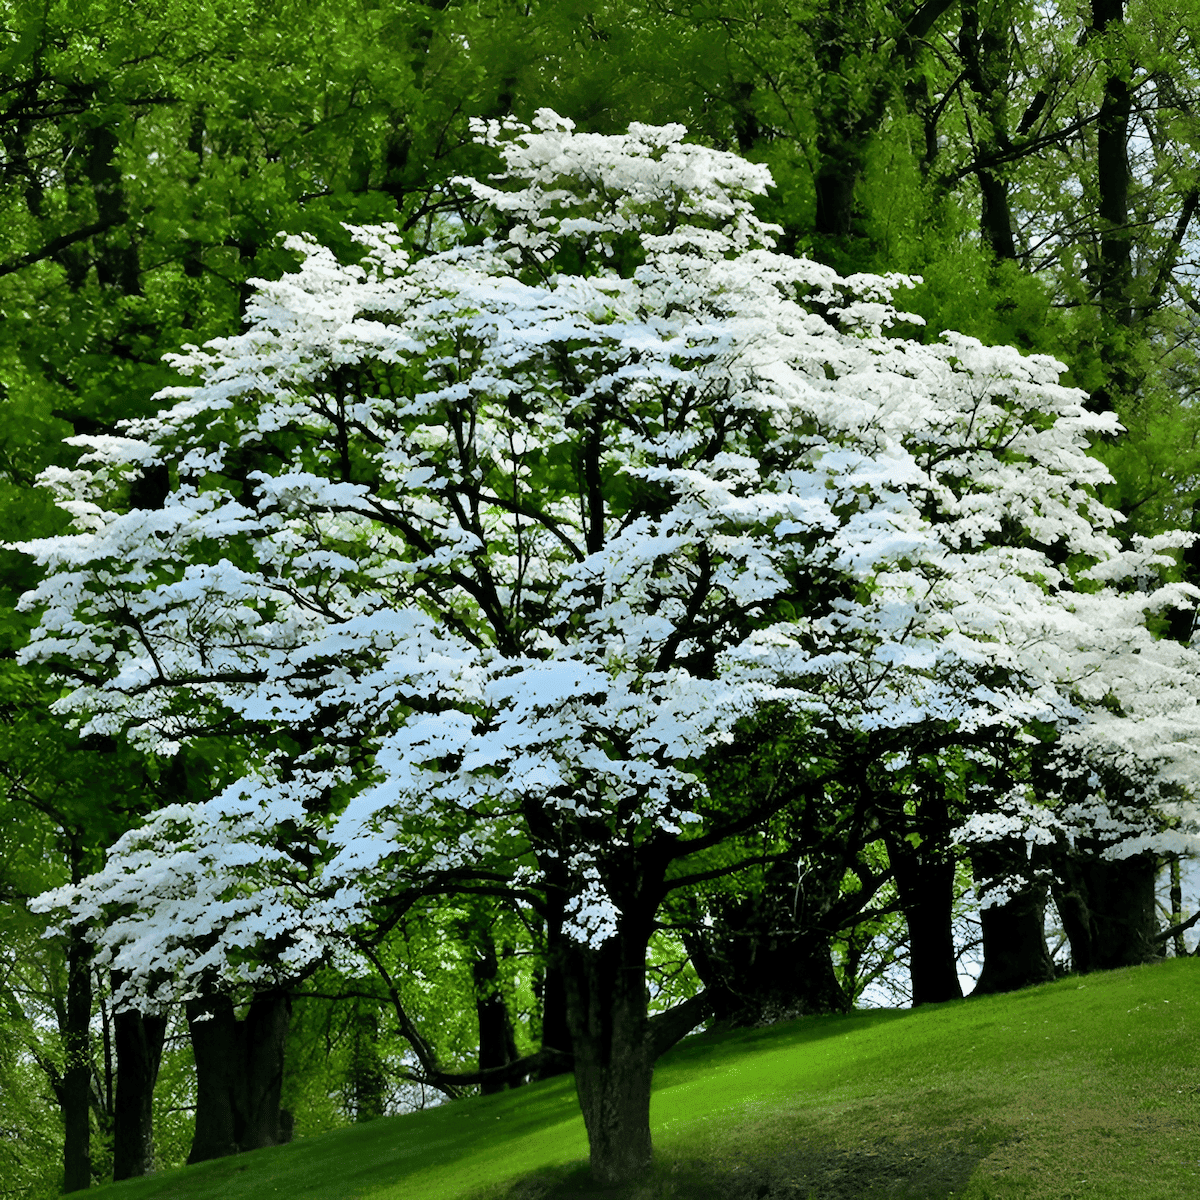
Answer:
[17,113,1200,999]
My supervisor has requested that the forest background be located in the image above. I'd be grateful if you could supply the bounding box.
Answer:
[3,0,1200,1194]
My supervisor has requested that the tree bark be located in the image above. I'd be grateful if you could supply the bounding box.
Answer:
[349,1004,386,1122]
[1169,856,1186,957]
[681,859,851,1027]
[969,841,1055,995]
[884,830,963,1005]
[1092,0,1133,327]
[186,990,291,1164]
[60,828,96,1194]
[534,894,574,1081]
[1088,0,1134,412]
[111,1001,167,1179]
[62,921,93,1192]
[971,879,1055,997]
[1051,851,1160,972]
[959,0,1019,261]
[473,928,521,1095]
[562,924,657,1187]
[809,0,956,255]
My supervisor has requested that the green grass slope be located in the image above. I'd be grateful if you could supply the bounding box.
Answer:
[92,959,1200,1200]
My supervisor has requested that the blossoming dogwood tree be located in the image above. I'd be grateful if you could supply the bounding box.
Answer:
[19,112,1200,1183]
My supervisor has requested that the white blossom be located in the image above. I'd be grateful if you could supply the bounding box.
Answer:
[16,113,1200,998]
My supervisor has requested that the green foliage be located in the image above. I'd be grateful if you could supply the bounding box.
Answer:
[0,899,64,1200]
[0,1041,62,1200]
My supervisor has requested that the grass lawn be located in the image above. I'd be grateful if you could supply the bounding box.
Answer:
[91,958,1200,1199]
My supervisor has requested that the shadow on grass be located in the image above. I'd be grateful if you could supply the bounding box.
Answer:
[470,1124,1011,1200]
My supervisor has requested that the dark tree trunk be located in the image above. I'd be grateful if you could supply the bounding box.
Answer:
[186,995,240,1162]
[978,171,1017,261]
[535,897,574,1081]
[1052,861,1094,972]
[1092,0,1133,328]
[1170,856,1186,957]
[62,922,93,1192]
[186,990,291,1164]
[473,929,521,1095]
[562,925,656,1187]
[959,0,1019,262]
[884,831,963,1005]
[1088,0,1134,413]
[809,0,955,255]
[814,164,861,242]
[111,1002,167,1179]
[969,843,1055,995]
[972,889,1056,995]
[1051,851,1160,972]
[682,858,850,1027]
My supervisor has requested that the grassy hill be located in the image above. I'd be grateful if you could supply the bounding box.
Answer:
[91,959,1200,1200]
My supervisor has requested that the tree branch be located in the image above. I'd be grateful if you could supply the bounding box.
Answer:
[649,990,713,1060]
[1151,908,1200,945]
[0,213,127,279]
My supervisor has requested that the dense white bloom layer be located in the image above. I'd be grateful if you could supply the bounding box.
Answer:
[20,113,1200,999]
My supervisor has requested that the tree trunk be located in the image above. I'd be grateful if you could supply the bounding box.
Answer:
[62,921,93,1192]
[884,831,963,1005]
[977,170,1017,261]
[683,922,847,1026]
[1092,0,1133,328]
[1051,852,1160,972]
[1169,856,1186,957]
[969,843,1055,995]
[562,925,656,1187]
[473,929,521,1095]
[1088,0,1134,412]
[111,1001,167,1179]
[682,858,851,1026]
[971,884,1055,996]
[959,0,1019,262]
[186,990,291,1164]
[535,898,574,1081]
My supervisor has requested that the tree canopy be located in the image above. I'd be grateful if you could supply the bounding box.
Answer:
[16,111,1200,1184]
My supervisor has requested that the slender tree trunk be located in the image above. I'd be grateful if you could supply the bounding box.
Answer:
[473,928,521,1095]
[1169,856,1186,958]
[62,922,93,1192]
[1092,0,1133,327]
[61,830,94,1193]
[969,842,1055,995]
[111,1002,167,1179]
[885,831,963,1005]
[562,924,656,1187]
[535,897,574,1081]
[349,1005,386,1122]
[186,990,291,1164]
[959,0,1018,262]
[1088,0,1135,412]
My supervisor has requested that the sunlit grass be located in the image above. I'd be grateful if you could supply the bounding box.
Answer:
[92,958,1200,1199]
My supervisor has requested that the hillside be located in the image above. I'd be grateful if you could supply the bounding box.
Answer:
[90,959,1200,1200]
